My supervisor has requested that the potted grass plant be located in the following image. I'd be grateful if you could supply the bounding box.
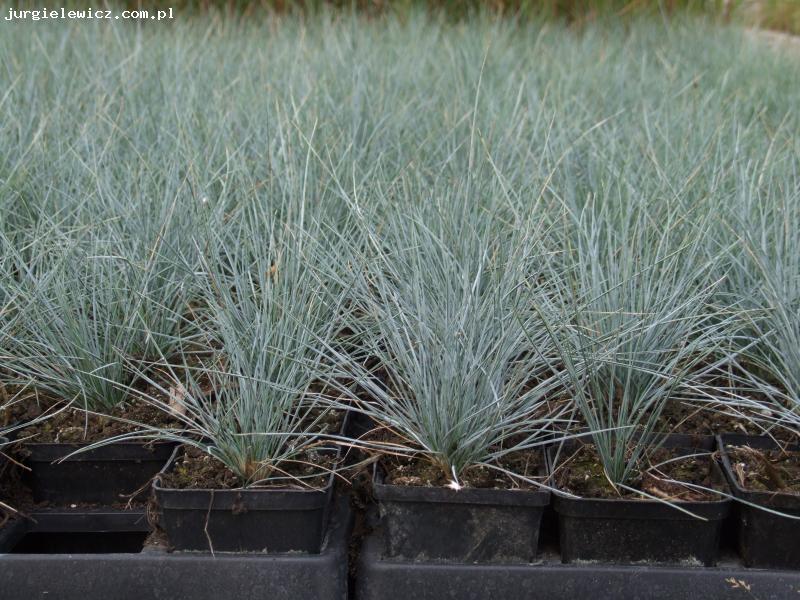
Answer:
[2,223,195,505]
[542,198,734,566]
[323,201,573,564]
[102,207,350,553]
[712,196,800,568]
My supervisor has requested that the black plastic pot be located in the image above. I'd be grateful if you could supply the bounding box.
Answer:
[154,446,336,553]
[548,434,731,566]
[373,454,550,563]
[717,433,800,569]
[22,440,176,505]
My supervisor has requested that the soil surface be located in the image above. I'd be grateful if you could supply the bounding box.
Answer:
[356,420,547,490]
[16,401,177,444]
[160,444,338,490]
[156,406,344,491]
[553,443,725,501]
[536,398,781,439]
[383,450,544,490]
[304,406,346,434]
[12,379,342,445]
[1,386,34,428]
[656,399,793,437]
[657,400,800,447]
[658,401,757,436]
[725,445,800,494]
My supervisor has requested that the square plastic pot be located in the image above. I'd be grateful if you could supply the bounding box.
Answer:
[717,433,800,569]
[22,440,176,504]
[153,445,337,553]
[547,434,732,566]
[373,452,550,563]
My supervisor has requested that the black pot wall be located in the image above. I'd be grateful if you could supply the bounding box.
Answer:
[154,446,336,553]
[373,455,550,564]
[22,441,176,505]
[717,433,800,569]
[547,435,731,566]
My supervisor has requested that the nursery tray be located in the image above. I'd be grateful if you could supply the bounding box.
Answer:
[355,530,800,600]
[0,497,352,600]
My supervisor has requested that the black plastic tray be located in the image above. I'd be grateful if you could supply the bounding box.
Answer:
[717,433,800,569]
[0,497,352,600]
[355,529,800,600]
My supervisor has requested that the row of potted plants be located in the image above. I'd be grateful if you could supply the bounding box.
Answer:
[2,419,798,569]
[2,200,799,573]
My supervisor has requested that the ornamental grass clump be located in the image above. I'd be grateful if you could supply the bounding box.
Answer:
[717,192,800,440]
[3,222,195,418]
[323,198,573,490]
[545,196,734,498]
[105,206,349,488]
